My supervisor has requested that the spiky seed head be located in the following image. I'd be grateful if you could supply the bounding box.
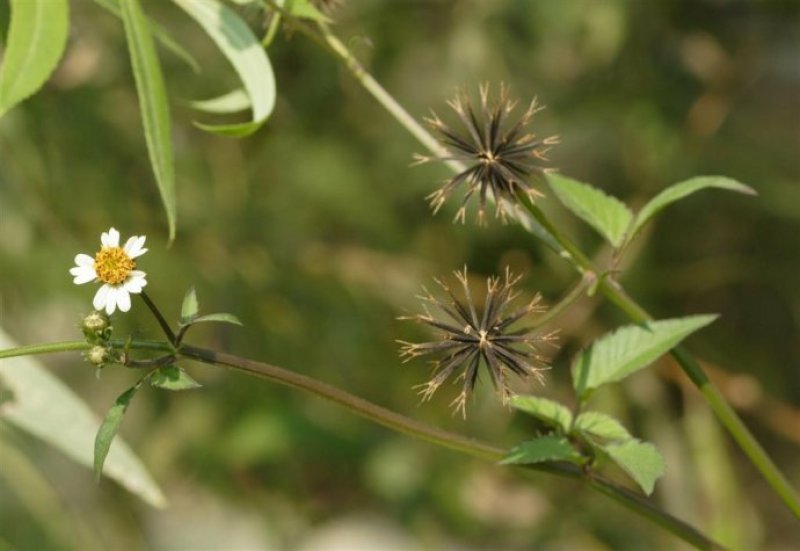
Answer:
[417,84,558,224]
[398,267,557,417]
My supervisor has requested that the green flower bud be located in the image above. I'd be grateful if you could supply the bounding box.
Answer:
[82,310,112,343]
[86,345,110,368]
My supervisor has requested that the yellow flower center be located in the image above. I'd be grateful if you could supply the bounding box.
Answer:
[94,247,135,285]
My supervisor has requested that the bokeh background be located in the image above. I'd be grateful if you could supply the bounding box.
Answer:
[1,0,799,548]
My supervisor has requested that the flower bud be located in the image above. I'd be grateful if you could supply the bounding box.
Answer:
[82,310,111,343]
[86,345,110,368]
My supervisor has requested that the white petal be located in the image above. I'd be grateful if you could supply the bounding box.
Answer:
[93,284,112,311]
[124,235,148,259]
[72,267,97,285]
[101,227,120,248]
[124,277,146,294]
[104,287,118,315]
[74,253,94,267]
[117,289,131,312]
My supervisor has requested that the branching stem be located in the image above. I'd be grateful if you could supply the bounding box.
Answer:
[139,291,177,345]
[286,16,800,519]
[0,338,723,549]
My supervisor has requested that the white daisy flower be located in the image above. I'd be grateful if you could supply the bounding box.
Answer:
[69,227,148,315]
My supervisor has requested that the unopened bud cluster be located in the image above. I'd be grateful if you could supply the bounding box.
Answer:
[81,311,114,368]
[82,310,112,343]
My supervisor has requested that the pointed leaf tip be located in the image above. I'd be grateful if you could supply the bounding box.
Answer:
[180,286,199,324]
[94,384,140,481]
[547,173,633,248]
[120,0,177,241]
[572,315,718,398]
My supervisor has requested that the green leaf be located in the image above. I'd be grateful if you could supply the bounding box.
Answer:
[93,0,201,72]
[501,435,581,465]
[572,315,717,399]
[282,0,332,23]
[180,286,199,324]
[510,395,573,434]
[120,0,176,241]
[0,329,165,507]
[174,0,276,137]
[574,411,631,442]
[547,173,633,248]
[93,383,140,481]
[603,439,665,495]
[189,88,251,114]
[630,176,756,239]
[150,365,202,391]
[191,313,243,326]
[0,0,69,118]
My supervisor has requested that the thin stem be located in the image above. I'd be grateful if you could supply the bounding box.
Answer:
[261,10,282,47]
[0,339,173,360]
[0,338,722,549]
[529,273,594,330]
[518,198,800,519]
[291,22,800,518]
[139,291,176,345]
[178,344,720,549]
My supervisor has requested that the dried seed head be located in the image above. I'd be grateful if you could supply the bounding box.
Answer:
[417,84,558,224]
[398,267,558,417]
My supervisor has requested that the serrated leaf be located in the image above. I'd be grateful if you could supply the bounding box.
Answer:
[150,365,202,391]
[548,173,633,248]
[574,411,631,442]
[0,329,165,507]
[174,0,276,137]
[191,313,243,326]
[630,176,756,240]
[94,384,140,481]
[604,439,665,495]
[93,0,200,72]
[501,435,581,465]
[510,395,573,434]
[572,315,717,399]
[0,0,69,118]
[189,88,251,114]
[180,286,199,324]
[120,0,176,241]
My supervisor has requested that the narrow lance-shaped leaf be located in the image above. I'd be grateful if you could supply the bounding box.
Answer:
[173,0,276,137]
[510,395,573,434]
[94,383,141,481]
[120,0,177,241]
[572,315,717,399]
[0,329,165,507]
[629,176,756,241]
[190,313,243,326]
[501,435,582,465]
[0,0,69,118]
[547,173,633,248]
[93,0,201,73]
[189,89,251,114]
[603,439,665,496]
[180,286,199,324]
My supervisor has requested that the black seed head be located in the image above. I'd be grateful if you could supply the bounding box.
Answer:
[416,84,558,224]
[398,267,557,417]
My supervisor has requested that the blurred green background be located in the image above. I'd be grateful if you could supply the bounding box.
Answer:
[1,0,799,548]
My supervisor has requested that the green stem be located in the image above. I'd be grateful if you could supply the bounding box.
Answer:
[0,338,723,549]
[0,339,173,360]
[139,291,177,345]
[519,197,800,519]
[292,21,800,519]
[529,274,594,330]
